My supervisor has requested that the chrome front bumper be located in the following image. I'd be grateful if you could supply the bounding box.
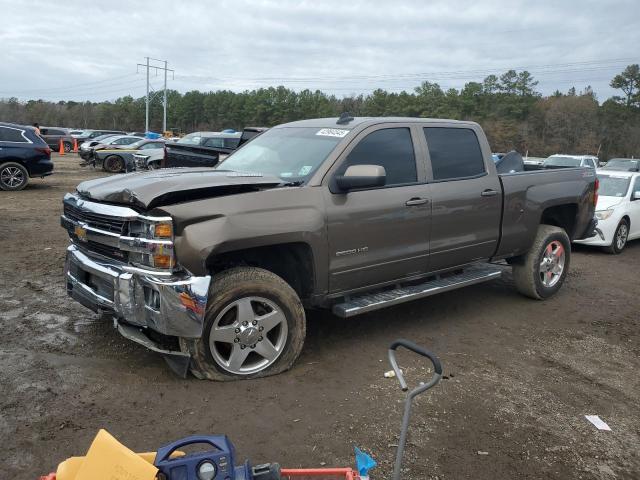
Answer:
[65,244,211,339]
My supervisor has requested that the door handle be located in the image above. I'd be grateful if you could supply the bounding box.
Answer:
[481,189,499,197]
[405,197,429,206]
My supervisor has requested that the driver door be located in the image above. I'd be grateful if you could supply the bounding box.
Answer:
[323,124,431,293]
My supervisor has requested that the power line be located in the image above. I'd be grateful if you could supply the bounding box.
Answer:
[0,73,139,95]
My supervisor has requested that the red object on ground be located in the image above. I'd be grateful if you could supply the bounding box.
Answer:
[39,474,56,480]
[58,139,65,156]
[281,468,360,479]
[73,138,78,153]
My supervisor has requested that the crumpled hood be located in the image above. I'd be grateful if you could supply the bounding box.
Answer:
[76,168,283,210]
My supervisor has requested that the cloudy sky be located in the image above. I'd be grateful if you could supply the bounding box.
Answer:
[1,0,638,102]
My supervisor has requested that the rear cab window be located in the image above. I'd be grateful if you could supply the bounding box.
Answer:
[423,127,485,181]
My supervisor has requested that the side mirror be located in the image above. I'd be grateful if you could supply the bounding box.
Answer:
[632,191,640,201]
[335,165,386,191]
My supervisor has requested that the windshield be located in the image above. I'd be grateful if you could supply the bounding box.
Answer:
[544,156,582,167]
[604,159,639,171]
[93,134,117,142]
[217,127,345,182]
[128,139,147,149]
[598,175,631,197]
[177,133,204,145]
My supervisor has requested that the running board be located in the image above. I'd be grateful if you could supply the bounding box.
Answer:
[332,264,503,318]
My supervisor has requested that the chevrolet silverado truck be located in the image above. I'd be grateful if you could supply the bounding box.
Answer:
[61,115,598,380]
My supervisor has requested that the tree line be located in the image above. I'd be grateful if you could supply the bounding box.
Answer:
[1,65,639,159]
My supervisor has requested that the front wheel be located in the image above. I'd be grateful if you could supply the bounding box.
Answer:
[604,220,628,254]
[63,141,72,153]
[181,267,306,381]
[512,225,571,300]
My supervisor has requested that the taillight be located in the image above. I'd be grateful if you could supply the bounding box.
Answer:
[36,147,51,157]
[593,177,599,206]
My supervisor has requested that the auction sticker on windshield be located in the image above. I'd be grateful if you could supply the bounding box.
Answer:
[316,128,349,138]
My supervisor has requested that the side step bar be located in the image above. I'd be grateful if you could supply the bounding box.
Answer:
[332,264,504,318]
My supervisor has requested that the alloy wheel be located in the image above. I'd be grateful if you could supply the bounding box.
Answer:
[539,240,565,287]
[208,296,288,375]
[1,166,26,189]
[616,223,628,250]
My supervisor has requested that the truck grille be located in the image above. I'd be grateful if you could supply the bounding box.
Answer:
[64,203,127,234]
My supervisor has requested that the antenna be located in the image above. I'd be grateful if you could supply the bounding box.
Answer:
[337,112,354,125]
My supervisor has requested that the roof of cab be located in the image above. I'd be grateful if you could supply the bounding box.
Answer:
[276,116,479,129]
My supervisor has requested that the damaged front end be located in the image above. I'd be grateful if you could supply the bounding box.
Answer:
[61,193,210,376]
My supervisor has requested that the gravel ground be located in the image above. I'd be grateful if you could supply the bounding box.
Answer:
[1,154,639,479]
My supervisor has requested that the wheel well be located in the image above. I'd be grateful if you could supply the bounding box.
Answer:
[540,204,578,237]
[207,243,315,299]
[621,215,630,227]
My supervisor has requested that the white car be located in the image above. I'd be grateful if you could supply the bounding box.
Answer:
[574,170,640,253]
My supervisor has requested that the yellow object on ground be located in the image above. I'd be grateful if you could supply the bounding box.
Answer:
[57,430,159,480]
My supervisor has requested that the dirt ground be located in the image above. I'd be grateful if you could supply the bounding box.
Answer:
[1,154,639,480]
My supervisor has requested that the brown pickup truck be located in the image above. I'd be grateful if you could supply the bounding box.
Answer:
[61,116,598,380]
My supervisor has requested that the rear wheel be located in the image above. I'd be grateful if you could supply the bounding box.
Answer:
[181,267,306,381]
[0,162,29,191]
[63,141,72,153]
[512,225,571,300]
[103,155,125,173]
[604,220,628,254]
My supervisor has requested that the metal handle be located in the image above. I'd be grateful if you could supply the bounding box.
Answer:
[388,339,442,393]
[480,189,499,197]
[388,339,443,480]
[405,197,428,206]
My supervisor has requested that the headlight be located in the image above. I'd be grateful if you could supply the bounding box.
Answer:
[595,209,614,220]
[127,219,175,270]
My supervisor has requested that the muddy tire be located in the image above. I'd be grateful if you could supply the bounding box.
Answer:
[603,219,628,254]
[0,162,29,191]
[181,267,306,381]
[512,225,571,300]
[103,155,124,173]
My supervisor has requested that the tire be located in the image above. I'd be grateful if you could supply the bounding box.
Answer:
[63,141,72,153]
[147,161,160,170]
[103,155,124,173]
[180,267,306,381]
[512,225,571,300]
[0,162,29,191]
[603,220,629,254]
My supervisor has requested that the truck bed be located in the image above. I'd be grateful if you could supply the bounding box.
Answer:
[495,166,597,258]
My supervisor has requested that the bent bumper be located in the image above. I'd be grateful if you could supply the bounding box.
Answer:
[64,244,211,339]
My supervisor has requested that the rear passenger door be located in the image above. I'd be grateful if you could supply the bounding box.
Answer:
[324,125,431,293]
[421,125,502,271]
[629,176,640,239]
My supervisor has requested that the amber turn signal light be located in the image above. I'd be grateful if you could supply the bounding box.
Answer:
[153,254,174,269]
[154,223,173,238]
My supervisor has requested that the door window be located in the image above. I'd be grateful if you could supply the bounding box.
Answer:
[337,127,417,186]
[423,127,485,181]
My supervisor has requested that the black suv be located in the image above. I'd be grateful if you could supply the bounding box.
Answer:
[0,122,53,191]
